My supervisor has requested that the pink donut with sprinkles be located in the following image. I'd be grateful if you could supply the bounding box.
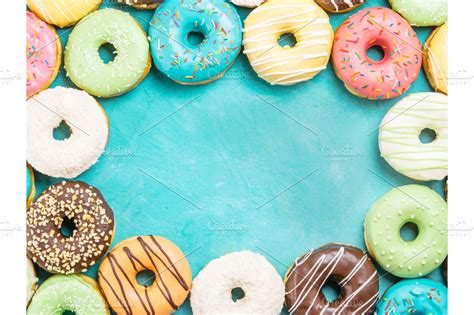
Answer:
[332,7,422,100]
[27,11,62,98]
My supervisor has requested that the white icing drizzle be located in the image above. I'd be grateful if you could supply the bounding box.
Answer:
[379,93,448,181]
[243,0,332,86]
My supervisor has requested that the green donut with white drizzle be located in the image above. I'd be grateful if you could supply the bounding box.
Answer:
[379,92,447,181]
[364,184,447,278]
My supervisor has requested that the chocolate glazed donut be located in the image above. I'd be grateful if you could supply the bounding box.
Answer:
[315,0,365,13]
[117,0,163,10]
[284,243,379,314]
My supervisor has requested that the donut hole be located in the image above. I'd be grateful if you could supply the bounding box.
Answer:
[187,31,206,46]
[278,33,297,48]
[60,217,77,238]
[53,120,72,141]
[419,128,437,144]
[98,42,117,64]
[367,45,385,62]
[400,222,419,242]
[62,311,76,315]
[322,279,342,303]
[136,269,156,287]
[231,287,245,302]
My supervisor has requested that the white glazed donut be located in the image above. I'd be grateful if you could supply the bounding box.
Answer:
[27,87,109,178]
[27,258,38,304]
[231,0,266,8]
[191,251,285,315]
[379,92,447,181]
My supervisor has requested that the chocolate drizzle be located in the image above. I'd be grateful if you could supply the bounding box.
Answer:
[98,236,191,315]
[285,243,379,314]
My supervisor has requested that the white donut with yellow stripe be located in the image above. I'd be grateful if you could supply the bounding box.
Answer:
[243,0,333,86]
[379,92,448,181]
[27,0,102,28]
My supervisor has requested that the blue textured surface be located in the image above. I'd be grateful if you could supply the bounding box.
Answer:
[32,1,446,313]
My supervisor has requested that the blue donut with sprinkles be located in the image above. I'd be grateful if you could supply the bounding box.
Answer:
[376,278,447,314]
[148,0,243,85]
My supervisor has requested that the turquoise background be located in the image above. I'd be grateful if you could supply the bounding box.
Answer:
[31,0,446,313]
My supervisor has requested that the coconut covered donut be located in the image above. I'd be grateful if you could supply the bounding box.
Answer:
[191,251,285,314]
[243,0,334,86]
[26,87,109,178]
[27,181,115,274]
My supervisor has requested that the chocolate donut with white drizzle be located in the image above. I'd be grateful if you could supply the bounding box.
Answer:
[284,243,379,314]
[315,0,365,13]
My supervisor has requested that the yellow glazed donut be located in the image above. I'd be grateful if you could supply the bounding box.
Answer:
[243,0,333,86]
[423,23,448,94]
[27,0,103,28]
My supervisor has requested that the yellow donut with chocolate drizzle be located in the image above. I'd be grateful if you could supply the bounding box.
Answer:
[243,0,333,86]
[98,236,192,315]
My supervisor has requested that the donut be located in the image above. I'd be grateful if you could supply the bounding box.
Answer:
[389,0,447,27]
[117,0,163,10]
[191,251,285,314]
[65,8,151,98]
[444,177,448,201]
[364,184,448,278]
[26,0,102,28]
[332,7,422,100]
[98,236,192,315]
[284,243,379,314]
[423,23,448,94]
[27,181,115,274]
[148,0,242,85]
[243,0,334,86]
[26,12,61,98]
[376,278,447,314]
[231,0,266,8]
[27,274,109,314]
[26,87,109,178]
[26,164,36,208]
[379,92,448,181]
[26,258,38,305]
[315,0,365,13]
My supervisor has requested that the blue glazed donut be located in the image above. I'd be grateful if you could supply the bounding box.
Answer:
[148,0,243,85]
[376,278,447,314]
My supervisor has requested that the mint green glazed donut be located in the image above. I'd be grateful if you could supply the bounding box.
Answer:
[389,0,447,26]
[27,275,109,315]
[364,185,447,278]
[65,8,151,98]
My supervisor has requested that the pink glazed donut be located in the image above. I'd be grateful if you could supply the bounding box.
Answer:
[332,7,422,100]
[27,11,62,98]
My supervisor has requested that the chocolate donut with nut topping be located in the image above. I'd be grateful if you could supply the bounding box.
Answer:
[284,243,379,314]
[26,181,115,274]
[117,0,163,10]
